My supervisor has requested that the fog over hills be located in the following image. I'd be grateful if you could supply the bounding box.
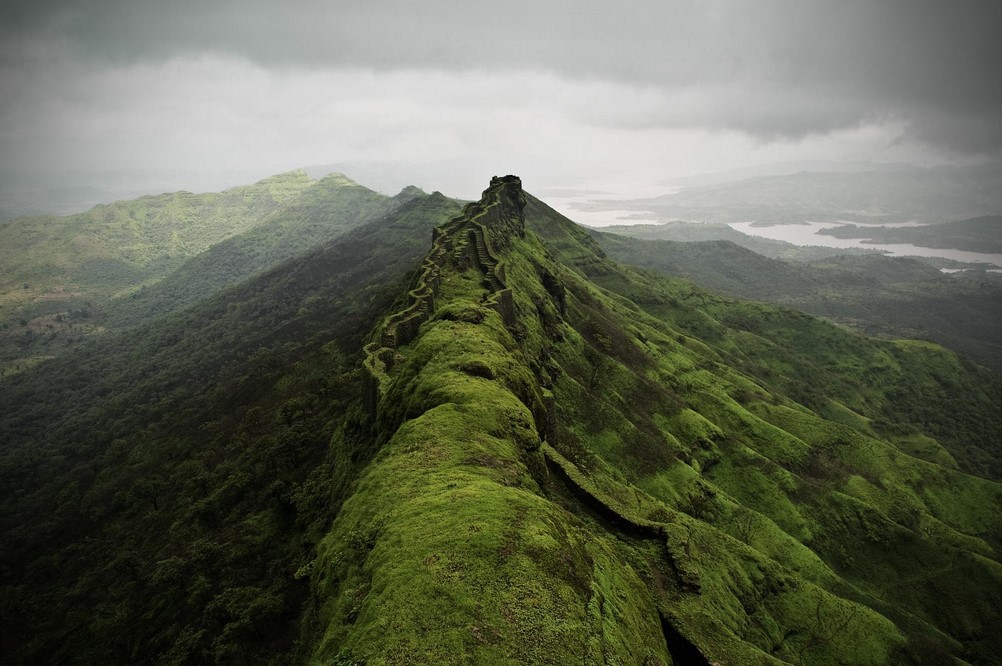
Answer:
[574,162,1002,226]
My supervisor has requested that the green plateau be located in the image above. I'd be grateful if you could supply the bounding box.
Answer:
[1,176,1000,665]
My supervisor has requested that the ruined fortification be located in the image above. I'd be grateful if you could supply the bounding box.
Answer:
[362,175,526,413]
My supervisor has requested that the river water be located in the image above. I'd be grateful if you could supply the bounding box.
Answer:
[545,193,1002,268]
[727,220,1002,267]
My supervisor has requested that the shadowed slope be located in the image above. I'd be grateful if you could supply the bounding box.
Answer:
[590,228,1002,373]
[0,191,463,664]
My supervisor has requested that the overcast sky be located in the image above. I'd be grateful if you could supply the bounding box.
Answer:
[1,0,999,201]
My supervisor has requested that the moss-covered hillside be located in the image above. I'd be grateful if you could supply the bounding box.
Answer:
[307,177,1002,664]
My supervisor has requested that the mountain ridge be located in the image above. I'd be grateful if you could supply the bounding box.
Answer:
[303,177,1002,663]
[1,175,1000,664]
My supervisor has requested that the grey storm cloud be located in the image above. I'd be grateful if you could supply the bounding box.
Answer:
[2,0,1001,156]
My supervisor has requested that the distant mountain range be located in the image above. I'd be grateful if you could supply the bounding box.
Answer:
[576,162,1002,225]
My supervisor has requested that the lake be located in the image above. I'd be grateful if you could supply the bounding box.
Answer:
[727,220,1002,267]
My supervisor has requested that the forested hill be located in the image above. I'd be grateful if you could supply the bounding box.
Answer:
[0,170,403,377]
[590,230,1002,372]
[2,176,1001,664]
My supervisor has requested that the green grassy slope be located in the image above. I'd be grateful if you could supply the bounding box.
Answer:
[525,190,1002,663]
[591,230,1002,373]
[0,169,313,304]
[105,175,414,328]
[308,178,673,665]
[305,179,1002,664]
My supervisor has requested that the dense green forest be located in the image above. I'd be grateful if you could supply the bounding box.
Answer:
[0,191,463,663]
[2,176,1000,664]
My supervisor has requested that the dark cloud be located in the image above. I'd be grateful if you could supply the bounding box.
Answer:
[2,0,1000,157]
